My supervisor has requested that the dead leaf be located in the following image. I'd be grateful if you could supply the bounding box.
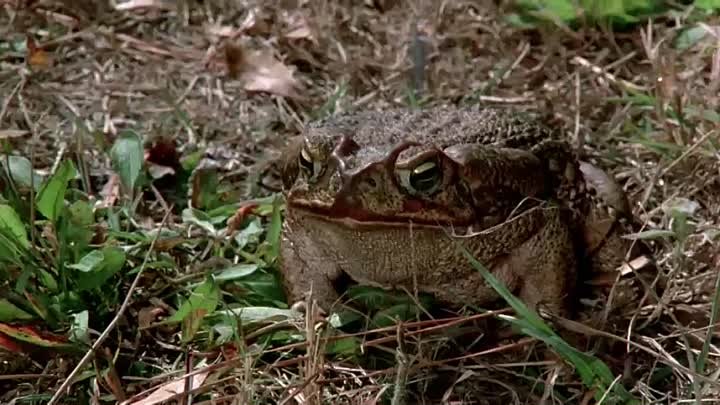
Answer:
[26,36,53,70]
[617,255,653,276]
[206,24,236,38]
[227,203,258,235]
[282,11,314,41]
[98,173,120,208]
[138,306,166,329]
[0,129,30,140]
[145,136,181,173]
[153,237,186,252]
[114,0,172,11]
[241,50,299,98]
[242,8,271,36]
[146,163,175,179]
[0,333,23,352]
[0,323,69,348]
[121,369,209,405]
[206,9,269,39]
[224,43,245,79]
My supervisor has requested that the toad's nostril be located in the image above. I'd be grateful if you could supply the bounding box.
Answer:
[364,177,378,189]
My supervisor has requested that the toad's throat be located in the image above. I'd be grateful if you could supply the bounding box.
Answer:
[288,200,476,228]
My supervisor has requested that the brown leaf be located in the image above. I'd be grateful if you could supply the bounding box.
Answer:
[227,203,258,235]
[153,237,186,252]
[0,323,69,348]
[0,129,30,140]
[26,36,53,70]
[145,137,180,169]
[0,332,23,353]
[114,0,172,11]
[224,43,245,79]
[138,306,166,329]
[282,11,314,41]
[241,50,300,98]
[98,173,121,208]
[121,369,209,405]
[146,163,175,180]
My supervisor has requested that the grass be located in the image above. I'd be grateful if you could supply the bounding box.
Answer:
[1,0,720,404]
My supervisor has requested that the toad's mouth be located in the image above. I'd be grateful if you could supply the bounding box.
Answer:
[287,200,477,229]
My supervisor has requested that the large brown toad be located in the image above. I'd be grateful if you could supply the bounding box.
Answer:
[279,105,643,315]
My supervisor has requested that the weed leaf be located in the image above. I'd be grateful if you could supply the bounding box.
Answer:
[696,0,720,10]
[0,204,30,250]
[371,303,423,328]
[0,323,70,348]
[36,160,76,222]
[214,306,301,324]
[1,155,43,191]
[459,246,638,404]
[110,129,144,191]
[215,264,259,281]
[0,298,33,322]
[266,196,283,261]
[167,276,220,342]
[68,247,126,291]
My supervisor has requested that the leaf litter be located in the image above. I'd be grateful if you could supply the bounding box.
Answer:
[1,0,720,404]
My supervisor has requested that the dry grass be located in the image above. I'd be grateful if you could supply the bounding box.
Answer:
[1,0,720,404]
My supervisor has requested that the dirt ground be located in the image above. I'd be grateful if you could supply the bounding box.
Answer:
[1,0,720,404]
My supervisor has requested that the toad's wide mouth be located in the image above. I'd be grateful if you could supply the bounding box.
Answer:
[287,200,476,230]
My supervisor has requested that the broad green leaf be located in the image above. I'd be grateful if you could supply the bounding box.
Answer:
[371,303,423,328]
[347,285,435,311]
[266,196,283,261]
[110,129,144,191]
[36,160,77,222]
[664,197,700,217]
[234,219,263,249]
[1,155,44,191]
[622,229,675,240]
[696,0,720,10]
[69,247,126,291]
[347,285,395,309]
[674,26,709,50]
[167,276,220,342]
[215,264,259,281]
[325,336,361,357]
[67,250,105,272]
[37,269,58,291]
[328,310,363,329]
[65,200,95,253]
[233,272,287,307]
[70,310,90,344]
[0,299,33,322]
[0,204,29,249]
[214,306,301,324]
[23,291,50,321]
[182,208,217,236]
[191,168,221,210]
[512,0,664,27]
[0,231,25,264]
[181,149,205,172]
[350,285,418,311]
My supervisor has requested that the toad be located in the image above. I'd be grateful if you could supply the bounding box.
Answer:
[278,105,644,315]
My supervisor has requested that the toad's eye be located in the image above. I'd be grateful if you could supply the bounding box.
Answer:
[399,159,443,195]
[299,148,324,181]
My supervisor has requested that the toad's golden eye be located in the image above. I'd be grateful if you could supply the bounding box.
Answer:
[410,161,442,192]
[399,159,442,195]
[298,148,325,181]
[299,148,313,173]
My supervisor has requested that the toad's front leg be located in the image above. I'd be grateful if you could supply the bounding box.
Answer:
[278,219,342,312]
